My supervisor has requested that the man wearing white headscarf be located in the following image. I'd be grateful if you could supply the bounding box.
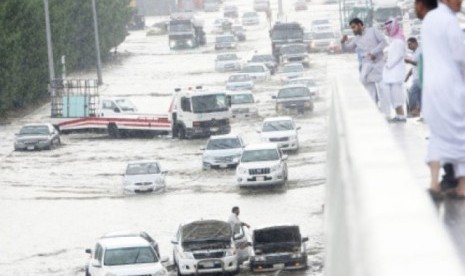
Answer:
[421,0,465,197]
[380,18,407,122]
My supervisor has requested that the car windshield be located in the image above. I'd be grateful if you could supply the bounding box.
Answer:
[169,23,192,32]
[19,125,50,135]
[283,65,303,73]
[271,29,303,40]
[241,149,279,162]
[312,32,334,39]
[115,99,137,112]
[242,65,264,73]
[192,94,228,113]
[218,54,237,61]
[280,45,306,54]
[229,74,250,82]
[126,162,160,175]
[278,87,310,98]
[207,138,241,150]
[243,12,257,18]
[251,55,274,62]
[262,120,294,132]
[230,93,254,104]
[216,36,235,43]
[104,246,157,266]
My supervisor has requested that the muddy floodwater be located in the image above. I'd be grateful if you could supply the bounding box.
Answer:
[0,0,343,274]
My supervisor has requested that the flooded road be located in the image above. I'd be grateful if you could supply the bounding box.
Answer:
[0,0,342,274]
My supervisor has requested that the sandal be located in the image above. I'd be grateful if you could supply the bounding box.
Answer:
[428,188,444,200]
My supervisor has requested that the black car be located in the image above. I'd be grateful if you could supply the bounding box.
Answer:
[250,54,278,74]
[232,25,246,41]
[250,225,308,272]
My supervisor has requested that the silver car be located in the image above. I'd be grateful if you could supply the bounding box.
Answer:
[123,160,167,194]
[287,77,319,98]
[226,73,254,91]
[14,123,60,151]
[201,134,245,169]
[215,53,242,72]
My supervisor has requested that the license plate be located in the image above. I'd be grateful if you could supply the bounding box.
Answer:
[202,261,215,268]
[27,145,34,150]
[220,164,228,168]
[256,176,264,181]
[210,127,219,132]
[273,263,285,269]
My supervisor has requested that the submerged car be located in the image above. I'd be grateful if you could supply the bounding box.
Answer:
[241,63,270,82]
[236,143,288,187]
[215,53,242,72]
[280,63,305,83]
[273,85,314,113]
[226,73,254,91]
[123,160,167,194]
[287,77,319,98]
[250,225,308,272]
[309,31,337,53]
[250,54,278,74]
[14,123,60,151]
[201,134,245,169]
[242,11,260,25]
[224,5,239,18]
[212,18,233,34]
[85,236,168,276]
[228,90,259,118]
[279,44,309,67]
[101,231,160,258]
[259,117,300,151]
[172,219,249,275]
[232,25,247,41]
[215,34,237,50]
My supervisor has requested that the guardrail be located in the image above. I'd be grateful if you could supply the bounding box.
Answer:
[325,73,464,276]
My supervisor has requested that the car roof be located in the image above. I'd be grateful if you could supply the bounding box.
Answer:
[244,143,279,151]
[98,236,151,249]
[263,116,293,122]
[127,160,160,165]
[281,84,309,89]
[244,62,266,67]
[209,133,241,140]
[254,224,300,231]
[101,230,148,239]
[179,218,230,227]
[226,90,253,95]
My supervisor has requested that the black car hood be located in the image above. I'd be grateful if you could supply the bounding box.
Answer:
[253,226,301,253]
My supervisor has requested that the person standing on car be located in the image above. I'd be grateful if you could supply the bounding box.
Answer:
[341,18,387,103]
[228,206,250,234]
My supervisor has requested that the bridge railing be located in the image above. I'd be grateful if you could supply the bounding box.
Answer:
[325,73,464,276]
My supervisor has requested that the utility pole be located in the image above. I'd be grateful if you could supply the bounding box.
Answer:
[278,0,283,20]
[91,0,103,85]
[43,0,55,86]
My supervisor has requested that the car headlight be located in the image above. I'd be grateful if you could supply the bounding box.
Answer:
[237,166,247,174]
[181,251,195,259]
[187,39,193,46]
[254,255,266,261]
[153,269,168,276]
[271,164,280,172]
[169,40,176,48]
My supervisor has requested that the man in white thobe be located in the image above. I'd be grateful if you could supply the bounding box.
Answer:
[228,206,250,234]
[421,0,465,196]
[341,18,387,102]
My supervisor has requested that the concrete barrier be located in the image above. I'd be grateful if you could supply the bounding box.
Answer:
[325,72,464,276]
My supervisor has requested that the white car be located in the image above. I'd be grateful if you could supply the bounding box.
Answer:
[212,18,233,34]
[236,143,288,187]
[215,34,237,50]
[259,117,300,151]
[215,53,242,72]
[85,236,168,276]
[310,19,331,32]
[241,63,270,82]
[172,219,249,275]
[242,12,260,25]
[228,90,259,118]
[226,73,254,91]
[287,77,319,98]
[280,63,304,83]
[201,134,245,169]
[123,160,167,194]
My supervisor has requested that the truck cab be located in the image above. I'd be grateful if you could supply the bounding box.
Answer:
[168,13,206,49]
[171,87,231,139]
[270,22,304,61]
[99,97,138,117]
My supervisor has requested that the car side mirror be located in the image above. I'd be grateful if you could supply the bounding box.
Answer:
[302,237,309,242]
[161,256,170,263]
[171,239,178,245]
[85,248,92,254]
[282,154,288,161]
[234,233,244,240]
[114,107,121,113]
[91,259,101,268]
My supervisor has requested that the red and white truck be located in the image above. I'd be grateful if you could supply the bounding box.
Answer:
[57,87,231,139]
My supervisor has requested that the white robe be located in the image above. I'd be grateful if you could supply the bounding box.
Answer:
[421,3,465,176]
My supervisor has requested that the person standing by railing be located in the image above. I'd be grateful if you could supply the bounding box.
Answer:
[421,0,465,198]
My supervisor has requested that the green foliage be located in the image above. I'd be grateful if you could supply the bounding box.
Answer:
[0,0,132,116]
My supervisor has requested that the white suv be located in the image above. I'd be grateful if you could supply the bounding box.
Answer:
[236,143,288,187]
[85,236,168,276]
[259,117,300,151]
[172,219,249,275]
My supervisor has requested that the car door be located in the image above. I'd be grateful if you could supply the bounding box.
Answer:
[88,243,103,276]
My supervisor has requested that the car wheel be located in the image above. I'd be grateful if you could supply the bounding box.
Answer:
[108,123,119,138]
